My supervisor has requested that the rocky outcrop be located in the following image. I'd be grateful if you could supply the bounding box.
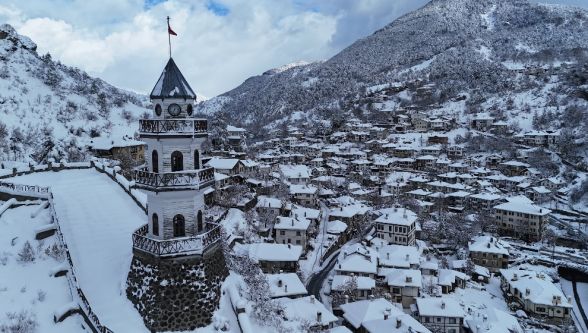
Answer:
[126,244,228,332]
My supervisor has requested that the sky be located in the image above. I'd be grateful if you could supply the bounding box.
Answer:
[0,0,586,98]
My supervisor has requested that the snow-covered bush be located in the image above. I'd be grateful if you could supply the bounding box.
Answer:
[44,244,64,262]
[17,241,35,263]
[0,310,38,333]
[36,290,46,302]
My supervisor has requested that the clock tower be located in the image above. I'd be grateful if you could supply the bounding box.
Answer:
[126,57,227,332]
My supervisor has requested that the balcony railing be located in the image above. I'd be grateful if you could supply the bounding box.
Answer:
[131,223,222,257]
[139,119,207,135]
[133,168,214,189]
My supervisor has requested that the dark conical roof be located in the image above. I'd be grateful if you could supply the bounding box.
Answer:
[150,58,196,100]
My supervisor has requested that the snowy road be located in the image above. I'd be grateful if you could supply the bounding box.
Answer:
[8,169,148,332]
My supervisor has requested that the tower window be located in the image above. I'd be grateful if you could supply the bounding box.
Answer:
[152,150,159,173]
[173,214,186,237]
[197,210,203,232]
[171,151,183,172]
[194,150,200,169]
[187,104,193,116]
[152,213,159,236]
[155,104,162,116]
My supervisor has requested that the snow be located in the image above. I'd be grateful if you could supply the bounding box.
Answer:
[6,169,148,332]
[375,207,417,226]
[246,243,302,262]
[266,273,307,298]
[494,200,551,216]
[0,204,84,332]
[416,297,464,318]
[340,298,396,329]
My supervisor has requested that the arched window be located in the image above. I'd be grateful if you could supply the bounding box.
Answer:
[173,214,185,237]
[194,150,200,169]
[152,150,159,173]
[155,104,162,116]
[197,210,203,232]
[187,104,193,116]
[152,213,159,236]
[171,151,183,172]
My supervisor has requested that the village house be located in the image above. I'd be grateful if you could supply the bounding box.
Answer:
[274,216,311,249]
[266,272,308,299]
[437,269,469,294]
[470,114,494,131]
[89,137,145,164]
[500,269,572,319]
[335,244,378,278]
[277,296,339,331]
[385,269,422,308]
[280,164,312,184]
[247,243,302,273]
[374,207,417,246]
[415,297,465,333]
[331,275,376,303]
[468,235,509,273]
[205,157,244,176]
[493,198,552,242]
[289,184,318,207]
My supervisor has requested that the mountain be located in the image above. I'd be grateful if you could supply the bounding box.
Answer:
[197,0,588,144]
[0,24,149,164]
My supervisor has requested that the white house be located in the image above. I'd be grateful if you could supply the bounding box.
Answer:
[374,207,417,246]
[415,297,465,333]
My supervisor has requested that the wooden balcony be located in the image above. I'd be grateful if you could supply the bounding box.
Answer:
[133,167,214,190]
[131,223,222,257]
[139,118,207,136]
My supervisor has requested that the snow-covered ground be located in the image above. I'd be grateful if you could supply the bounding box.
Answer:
[0,203,84,332]
[561,279,588,333]
[6,169,148,332]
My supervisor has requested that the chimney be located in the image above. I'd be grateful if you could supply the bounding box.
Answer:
[387,252,390,260]
[526,288,530,296]
[284,284,288,293]
[316,311,322,323]
[288,244,291,249]
[344,295,349,303]
[405,254,409,261]
[406,276,413,283]
[310,295,315,303]
[396,318,402,329]
[278,279,283,287]
[513,273,518,281]
[441,301,446,309]
[384,309,390,320]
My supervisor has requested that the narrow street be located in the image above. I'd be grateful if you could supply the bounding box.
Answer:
[306,251,339,303]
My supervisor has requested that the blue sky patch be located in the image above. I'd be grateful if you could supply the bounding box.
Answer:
[144,0,166,10]
[207,1,230,16]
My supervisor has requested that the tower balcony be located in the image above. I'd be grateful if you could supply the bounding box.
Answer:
[133,167,214,190]
[139,118,208,136]
[131,223,222,257]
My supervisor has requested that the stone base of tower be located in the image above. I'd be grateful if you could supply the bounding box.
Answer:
[126,243,228,332]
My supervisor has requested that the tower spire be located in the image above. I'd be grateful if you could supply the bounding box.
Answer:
[167,16,177,58]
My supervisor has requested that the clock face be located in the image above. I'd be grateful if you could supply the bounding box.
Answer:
[168,103,182,117]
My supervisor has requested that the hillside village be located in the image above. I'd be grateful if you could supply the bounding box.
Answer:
[0,2,588,333]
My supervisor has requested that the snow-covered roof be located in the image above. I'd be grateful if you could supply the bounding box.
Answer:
[277,296,338,326]
[89,137,144,150]
[274,216,311,231]
[227,125,246,132]
[374,207,417,226]
[500,269,572,308]
[332,275,375,291]
[416,297,464,318]
[377,245,420,269]
[248,243,302,262]
[289,184,317,195]
[280,164,311,179]
[327,220,348,234]
[330,204,371,218]
[469,192,502,201]
[292,205,320,220]
[385,269,422,288]
[363,314,431,333]
[206,157,240,170]
[150,58,196,99]
[336,244,378,275]
[266,273,307,298]
[340,298,396,329]
[256,196,282,209]
[465,308,522,333]
[438,269,469,286]
[493,200,551,216]
[468,235,509,255]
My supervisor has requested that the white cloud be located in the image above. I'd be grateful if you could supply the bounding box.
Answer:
[1,0,586,97]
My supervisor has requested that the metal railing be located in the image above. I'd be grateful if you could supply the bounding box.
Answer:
[132,223,221,257]
[133,168,214,189]
[138,119,207,135]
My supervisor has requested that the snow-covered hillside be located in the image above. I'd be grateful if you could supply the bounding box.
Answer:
[0,24,149,164]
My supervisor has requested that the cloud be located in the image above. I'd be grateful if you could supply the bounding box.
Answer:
[1,0,586,97]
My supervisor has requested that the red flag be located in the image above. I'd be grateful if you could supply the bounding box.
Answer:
[168,23,177,36]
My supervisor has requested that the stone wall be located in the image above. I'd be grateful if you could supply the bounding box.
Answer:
[126,243,228,332]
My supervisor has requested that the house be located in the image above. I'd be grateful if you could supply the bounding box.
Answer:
[266,272,307,299]
[289,184,318,207]
[493,198,551,242]
[329,203,372,228]
[437,269,469,294]
[335,244,378,278]
[205,157,244,176]
[89,137,145,164]
[499,160,530,177]
[415,297,465,333]
[468,193,503,211]
[470,114,494,131]
[279,164,312,184]
[331,275,376,303]
[373,207,417,246]
[277,296,338,331]
[340,298,397,333]
[385,269,421,308]
[526,186,552,203]
[500,269,572,319]
[255,196,283,216]
[274,216,311,249]
[447,146,464,159]
[247,243,302,273]
[377,245,420,270]
[464,308,523,333]
[468,235,509,273]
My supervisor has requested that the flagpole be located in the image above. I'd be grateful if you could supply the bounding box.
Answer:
[167,16,171,58]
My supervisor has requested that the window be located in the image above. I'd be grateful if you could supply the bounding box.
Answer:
[449,318,456,324]
[187,104,193,116]
[296,231,301,236]
[152,213,159,236]
[536,307,546,313]
[155,104,162,116]
[197,210,203,232]
[194,150,200,169]
[171,151,183,172]
[152,150,159,173]
[280,230,285,235]
[173,214,186,237]
[436,317,441,322]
